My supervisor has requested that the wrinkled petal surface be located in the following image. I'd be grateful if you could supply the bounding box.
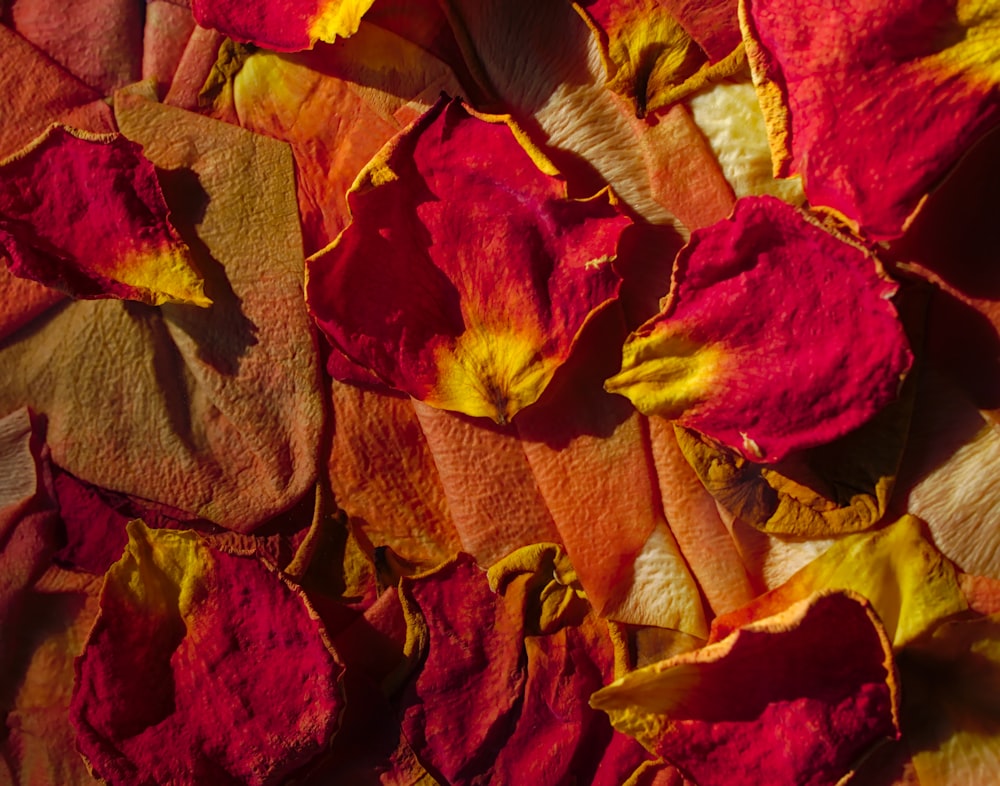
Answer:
[192,0,375,51]
[574,0,744,117]
[742,0,1000,239]
[592,591,900,786]
[71,522,344,786]
[712,515,968,650]
[307,96,627,423]
[0,125,209,307]
[399,551,654,785]
[0,91,325,529]
[606,196,912,462]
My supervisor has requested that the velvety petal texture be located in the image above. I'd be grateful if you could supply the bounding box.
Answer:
[307,96,628,423]
[742,0,1000,239]
[71,522,344,786]
[606,196,912,462]
[0,125,209,307]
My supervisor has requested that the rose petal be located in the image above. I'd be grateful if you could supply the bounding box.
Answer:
[742,0,1000,239]
[711,515,967,650]
[307,96,627,423]
[71,522,344,785]
[0,92,325,529]
[329,383,462,568]
[901,615,1000,786]
[442,0,736,232]
[7,0,143,93]
[647,417,755,616]
[592,591,900,786]
[412,400,563,566]
[203,24,461,253]
[574,0,745,117]
[192,0,376,51]
[606,195,912,462]
[399,551,654,785]
[2,567,103,786]
[0,125,210,307]
[672,356,915,537]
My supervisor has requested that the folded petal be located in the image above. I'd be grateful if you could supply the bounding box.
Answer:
[399,551,654,785]
[672,356,915,537]
[592,591,900,786]
[0,92,325,529]
[329,383,462,569]
[711,515,967,650]
[574,0,745,117]
[0,125,209,307]
[307,96,627,423]
[71,522,344,785]
[606,196,912,462]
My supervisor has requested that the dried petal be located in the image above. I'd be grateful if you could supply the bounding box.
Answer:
[574,0,744,117]
[71,522,344,785]
[711,515,967,650]
[0,94,325,530]
[307,96,627,423]
[606,196,912,462]
[742,0,1000,239]
[593,591,900,786]
[0,125,209,307]
[901,615,1000,786]
[672,354,915,538]
[399,552,653,785]
[192,0,375,51]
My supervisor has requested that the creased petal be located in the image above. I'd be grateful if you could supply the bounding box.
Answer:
[711,515,967,650]
[742,0,1000,239]
[307,96,627,423]
[574,0,745,118]
[399,552,654,785]
[192,0,376,51]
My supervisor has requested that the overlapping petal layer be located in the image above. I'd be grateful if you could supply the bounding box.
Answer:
[673,359,915,537]
[398,549,657,785]
[574,0,745,117]
[742,0,1000,239]
[593,591,900,786]
[606,195,912,462]
[0,90,325,529]
[307,96,628,423]
[0,125,209,307]
[71,522,345,786]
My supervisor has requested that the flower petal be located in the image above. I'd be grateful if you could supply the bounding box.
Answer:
[71,522,344,785]
[742,0,1000,239]
[606,196,912,462]
[307,96,627,423]
[0,125,210,307]
[711,515,967,650]
[0,92,325,529]
[592,591,900,786]
[399,551,654,785]
[574,0,745,117]
[192,0,376,51]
